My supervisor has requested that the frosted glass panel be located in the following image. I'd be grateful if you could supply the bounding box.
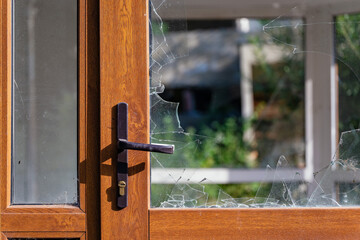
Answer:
[12,0,78,204]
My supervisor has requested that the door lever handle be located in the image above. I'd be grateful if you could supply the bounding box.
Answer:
[117,102,174,209]
[118,139,174,154]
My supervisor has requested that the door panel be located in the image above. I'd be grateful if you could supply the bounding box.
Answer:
[8,238,80,240]
[99,0,360,239]
[150,208,360,239]
[3,233,84,240]
[0,0,99,238]
[3,0,360,238]
[12,0,78,205]
[99,0,149,239]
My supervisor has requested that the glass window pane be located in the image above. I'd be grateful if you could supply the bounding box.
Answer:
[150,4,305,207]
[150,1,360,208]
[150,18,305,169]
[12,0,78,204]
[336,13,360,134]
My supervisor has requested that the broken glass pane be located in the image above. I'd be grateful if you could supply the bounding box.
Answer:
[152,130,360,208]
[150,0,187,92]
[150,0,360,208]
[336,13,360,133]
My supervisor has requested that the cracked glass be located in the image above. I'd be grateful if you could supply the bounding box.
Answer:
[12,0,78,204]
[149,0,360,208]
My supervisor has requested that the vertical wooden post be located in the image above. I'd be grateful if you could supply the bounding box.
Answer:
[100,0,149,239]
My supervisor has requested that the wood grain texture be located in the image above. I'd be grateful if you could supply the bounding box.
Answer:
[4,205,84,213]
[150,208,360,240]
[79,0,87,212]
[0,0,99,237]
[84,0,101,238]
[1,212,85,232]
[0,0,12,213]
[100,0,149,239]
[0,0,4,233]
[4,231,84,238]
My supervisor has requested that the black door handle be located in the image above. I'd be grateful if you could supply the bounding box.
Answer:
[118,139,174,154]
[117,102,174,209]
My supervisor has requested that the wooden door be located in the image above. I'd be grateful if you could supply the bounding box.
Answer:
[1,0,100,238]
[99,0,360,239]
[3,0,360,239]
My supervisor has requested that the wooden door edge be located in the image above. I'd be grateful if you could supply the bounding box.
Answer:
[150,208,360,239]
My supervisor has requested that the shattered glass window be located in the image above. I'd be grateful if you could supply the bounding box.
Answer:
[150,0,360,208]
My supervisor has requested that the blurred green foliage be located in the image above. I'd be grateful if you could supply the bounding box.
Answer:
[185,117,255,168]
[336,14,360,133]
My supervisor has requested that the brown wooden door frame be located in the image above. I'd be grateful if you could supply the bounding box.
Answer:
[3,0,360,239]
[0,0,100,238]
[99,0,150,239]
[99,0,360,240]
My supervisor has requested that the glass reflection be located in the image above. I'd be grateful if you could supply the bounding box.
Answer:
[12,0,78,204]
[150,0,360,208]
